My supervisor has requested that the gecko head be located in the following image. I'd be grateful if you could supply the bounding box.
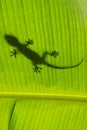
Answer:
[4,34,19,47]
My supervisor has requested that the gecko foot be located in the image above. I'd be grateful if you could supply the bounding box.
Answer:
[10,49,17,57]
[25,39,34,46]
[50,51,59,58]
[33,66,42,73]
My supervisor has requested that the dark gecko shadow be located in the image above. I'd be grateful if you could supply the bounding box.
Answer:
[4,34,84,72]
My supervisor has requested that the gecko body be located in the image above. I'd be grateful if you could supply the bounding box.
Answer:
[4,35,84,72]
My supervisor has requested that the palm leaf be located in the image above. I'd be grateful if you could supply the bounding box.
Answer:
[0,0,87,129]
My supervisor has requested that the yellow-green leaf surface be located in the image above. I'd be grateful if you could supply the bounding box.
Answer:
[0,0,87,129]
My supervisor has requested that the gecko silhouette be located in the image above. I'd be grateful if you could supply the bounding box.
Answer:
[4,34,84,72]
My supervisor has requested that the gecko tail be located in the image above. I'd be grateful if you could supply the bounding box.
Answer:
[45,58,84,69]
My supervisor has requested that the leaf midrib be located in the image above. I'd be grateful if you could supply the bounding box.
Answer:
[0,92,87,102]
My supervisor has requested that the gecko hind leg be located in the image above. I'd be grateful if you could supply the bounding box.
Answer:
[50,51,59,58]
[33,65,42,73]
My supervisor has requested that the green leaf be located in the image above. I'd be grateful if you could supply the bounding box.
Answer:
[0,0,87,129]
[9,99,87,130]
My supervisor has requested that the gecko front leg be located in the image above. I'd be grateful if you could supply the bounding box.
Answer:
[25,39,34,46]
[10,49,17,57]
